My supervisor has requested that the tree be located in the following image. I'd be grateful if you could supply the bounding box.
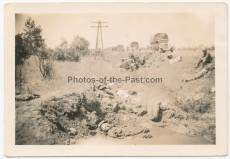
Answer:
[15,34,30,65]
[22,17,45,57]
[70,35,90,56]
[54,38,68,61]
[20,17,54,79]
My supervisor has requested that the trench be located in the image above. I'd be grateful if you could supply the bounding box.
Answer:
[37,81,214,145]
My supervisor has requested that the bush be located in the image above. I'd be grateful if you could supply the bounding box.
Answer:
[36,45,56,79]
[175,96,212,114]
[53,35,90,62]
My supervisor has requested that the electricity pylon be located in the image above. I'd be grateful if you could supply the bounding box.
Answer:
[91,21,108,59]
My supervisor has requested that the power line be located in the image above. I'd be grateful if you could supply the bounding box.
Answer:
[91,21,108,59]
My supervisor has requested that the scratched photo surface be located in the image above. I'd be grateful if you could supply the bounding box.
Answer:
[15,13,215,145]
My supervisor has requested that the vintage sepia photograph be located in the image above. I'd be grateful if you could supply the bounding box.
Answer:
[4,2,228,156]
[15,12,216,145]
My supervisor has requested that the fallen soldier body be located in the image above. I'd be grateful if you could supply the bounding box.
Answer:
[98,120,150,138]
[108,127,150,138]
[194,46,212,69]
[183,64,215,82]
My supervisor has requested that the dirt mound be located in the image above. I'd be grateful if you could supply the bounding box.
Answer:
[39,92,103,142]
[35,82,152,144]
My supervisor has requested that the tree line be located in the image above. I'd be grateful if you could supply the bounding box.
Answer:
[15,17,90,79]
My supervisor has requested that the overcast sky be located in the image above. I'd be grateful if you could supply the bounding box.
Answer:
[15,13,214,49]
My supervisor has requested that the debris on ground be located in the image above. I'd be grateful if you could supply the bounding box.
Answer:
[15,93,40,101]
[169,56,182,65]
[16,78,216,144]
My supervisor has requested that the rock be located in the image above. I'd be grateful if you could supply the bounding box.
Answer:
[116,97,124,104]
[141,128,150,133]
[68,128,77,138]
[175,114,184,120]
[129,91,137,95]
[93,82,107,90]
[102,92,113,99]
[169,56,182,65]
[167,55,173,59]
[130,63,138,71]
[142,134,153,138]
[210,87,215,93]
[150,102,160,122]
[89,131,97,136]
[112,103,119,112]
[98,121,112,132]
[126,136,134,139]
[108,127,122,138]
[119,104,126,110]
[120,59,133,69]
[95,90,104,98]
[160,105,170,111]
[160,103,170,111]
[101,97,113,105]
[117,90,129,98]
[137,110,148,116]
[128,108,134,113]
[139,122,152,128]
[70,138,76,145]
[65,138,76,145]
[15,94,34,101]
[104,89,114,96]
[81,91,101,113]
[108,83,114,86]
[36,116,42,120]
[98,85,108,90]
[65,139,70,145]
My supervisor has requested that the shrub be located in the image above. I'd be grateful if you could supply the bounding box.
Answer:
[175,96,212,114]
[53,35,90,62]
